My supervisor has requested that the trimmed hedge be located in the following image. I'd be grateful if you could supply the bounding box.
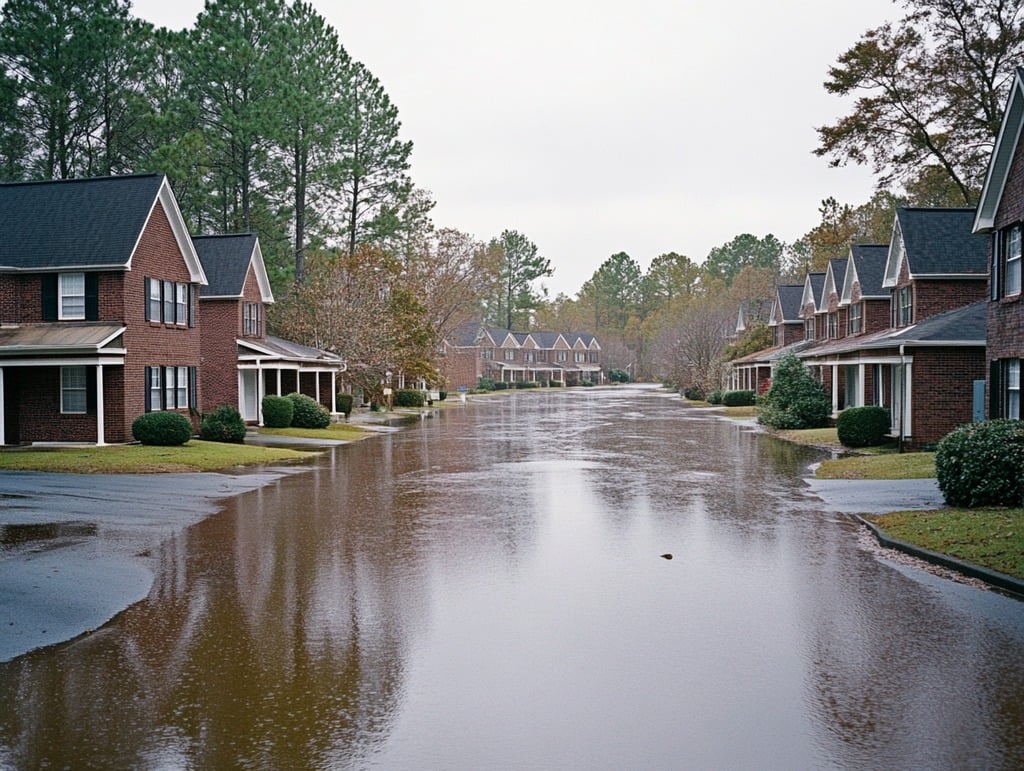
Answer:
[395,389,425,407]
[132,411,192,446]
[935,419,1024,507]
[199,405,247,443]
[757,353,831,430]
[721,390,756,407]
[261,395,294,428]
[336,392,354,417]
[836,406,890,448]
[707,390,723,405]
[287,392,331,429]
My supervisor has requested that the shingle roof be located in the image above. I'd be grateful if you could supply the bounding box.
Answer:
[827,258,848,298]
[896,207,988,275]
[850,244,888,296]
[193,234,259,296]
[807,272,827,308]
[0,174,165,270]
[776,284,804,322]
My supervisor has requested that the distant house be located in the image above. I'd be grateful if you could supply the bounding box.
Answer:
[0,174,206,444]
[440,324,602,390]
[972,65,1024,420]
[728,283,805,392]
[192,234,344,424]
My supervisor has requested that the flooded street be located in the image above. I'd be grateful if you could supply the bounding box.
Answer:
[1,385,1023,769]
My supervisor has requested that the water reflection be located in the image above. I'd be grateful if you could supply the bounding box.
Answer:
[0,386,1022,769]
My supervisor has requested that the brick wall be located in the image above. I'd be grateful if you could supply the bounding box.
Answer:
[908,346,986,448]
[199,299,240,412]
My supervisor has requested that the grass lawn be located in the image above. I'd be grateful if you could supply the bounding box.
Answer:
[0,440,313,474]
[257,424,372,441]
[869,508,1024,579]
[817,452,936,480]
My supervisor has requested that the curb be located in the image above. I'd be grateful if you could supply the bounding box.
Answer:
[855,515,1024,599]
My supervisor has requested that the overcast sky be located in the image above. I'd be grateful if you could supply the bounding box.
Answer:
[131,0,898,297]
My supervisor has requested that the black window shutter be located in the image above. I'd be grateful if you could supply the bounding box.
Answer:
[144,277,152,321]
[189,284,196,328]
[144,366,152,412]
[189,366,198,409]
[85,274,99,321]
[992,232,1001,301]
[990,360,1002,419]
[41,274,57,321]
[86,367,97,414]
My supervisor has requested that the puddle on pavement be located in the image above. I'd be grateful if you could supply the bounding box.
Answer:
[0,521,97,549]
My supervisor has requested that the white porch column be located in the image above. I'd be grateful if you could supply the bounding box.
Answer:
[276,368,282,396]
[96,364,105,445]
[904,362,913,438]
[831,364,839,414]
[257,361,265,426]
[0,367,5,446]
[315,371,321,406]
[857,365,866,408]
[331,371,337,413]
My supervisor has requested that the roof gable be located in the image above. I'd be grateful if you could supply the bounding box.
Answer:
[0,174,205,284]
[845,244,889,301]
[801,273,825,312]
[193,233,273,302]
[823,259,847,306]
[771,284,804,324]
[886,207,987,286]
[975,66,1024,232]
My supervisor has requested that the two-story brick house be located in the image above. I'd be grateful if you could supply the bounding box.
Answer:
[440,324,602,390]
[728,283,806,392]
[192,234,345,425]
[0,174,206,444]
[973,66,1024,420]
[799,207,988,447]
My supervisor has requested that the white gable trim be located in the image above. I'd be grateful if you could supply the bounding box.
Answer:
[250,239,274,303]
[800,275,816,311]
[129,177,208,285]
[975,67,1024,233]
[839,253,858,305]
[882,218,905,289]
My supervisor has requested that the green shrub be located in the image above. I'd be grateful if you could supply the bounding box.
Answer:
[493,381,509,390]
[757,353,831,429]
[287,392,330,429]
[836,406,891,448]
[609,368,630,383]
[580,379,594,387]
[707,390,723,405]
[935,420,1024,507]
[395,389,425,407]
[721,390,756,407]
[438,391,448,401]
[477,377,496,391]
[549,379,562,387]
[336,392,354,417]
[683,386,705,401]
[515,380,540,389]
[131,411,193,446]
[261,395,294,428]
[199,404,247,443]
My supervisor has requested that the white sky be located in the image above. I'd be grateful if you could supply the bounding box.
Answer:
[131,0,897,297]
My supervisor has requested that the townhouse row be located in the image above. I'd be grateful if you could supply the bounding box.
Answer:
[730,68,1024,449]
[0,174,344,445]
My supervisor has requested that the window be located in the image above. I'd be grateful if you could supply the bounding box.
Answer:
[574,352,584,363]
[59,273,85,320]
[243,302,261,336]
[1008,226,1022,296]
[557,351,567,362]
[897,286,913,326]
[589,352,599,363]
[148,278,162,321]
[504,349,516,361]
[60,366,87,413]
[176,283,188,326]
[537,350,548,362]
[524,351,535,363]
[481,348,493,360]
[804,318,815,340]
[147,365,192,411]
[827,313,838,339]
[162,281,174,323]
[1009,360,1021,420]
[848,303,863,335]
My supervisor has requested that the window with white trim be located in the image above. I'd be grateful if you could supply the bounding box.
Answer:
[827,313,838,339]
[243,302,261,336]
[848,303,863,335]
[147,365,192,411]
[556,351,567,362]
[59,272,85,320]
[176,366,189,408]
[60,366,88,413]
[148,278,162,321]
[503,349,516,361]
[149,367,162,409]
[162,281,174,323]
[175,283,188,326]
[804,318,815,340]
[1007,225,1022,296]
[574,352,585,363]
[897,286,913,326]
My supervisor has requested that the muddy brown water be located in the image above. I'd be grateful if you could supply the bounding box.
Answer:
[1,385,1022,769]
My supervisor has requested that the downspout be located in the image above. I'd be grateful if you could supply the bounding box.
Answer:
[898,344,908,453]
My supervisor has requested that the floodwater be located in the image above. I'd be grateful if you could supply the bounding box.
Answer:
[1,385,1023,770]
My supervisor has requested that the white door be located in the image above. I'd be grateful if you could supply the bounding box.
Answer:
[239,370,258,422]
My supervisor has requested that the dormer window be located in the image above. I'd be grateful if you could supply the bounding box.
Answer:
[243,302,262,336]
[897,286,913,326]
[59,272,85,320]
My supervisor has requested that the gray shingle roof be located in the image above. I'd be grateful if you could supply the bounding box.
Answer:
[808,272,827,308]
[193,234,258,297]
[776,284,804,321]
[827,258,848,297]
[0,174,165,270]
[896,208,988,275]
[850,244,889,296]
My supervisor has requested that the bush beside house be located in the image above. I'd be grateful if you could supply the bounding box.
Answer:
[288,392,331,429]
[757,353,831,430]
[935,420,1024,507]
[261,395,294,428]
[132,412,193,446]
[199,405,247,443]
[837,406,891,448]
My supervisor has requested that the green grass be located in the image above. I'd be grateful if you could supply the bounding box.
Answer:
[776,427,843,450]
[257,424,371,441]
[0,440,312,474]
[817,452,936,480]
[723,405,757,419]
[869,508,1024,579]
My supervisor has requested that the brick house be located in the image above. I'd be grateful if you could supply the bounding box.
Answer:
[192,234,345,424]
[440,324,602,390]
[972,65,1024,420]
[799,207,988,448]
[728,283,805,392]
[0,174,206,444]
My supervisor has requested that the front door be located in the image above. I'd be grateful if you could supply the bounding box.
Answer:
[239,370,258,422]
